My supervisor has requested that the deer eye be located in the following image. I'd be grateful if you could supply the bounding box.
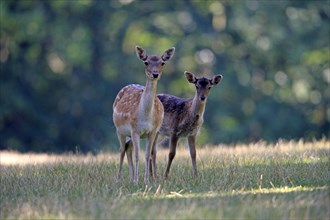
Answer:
[161,62,165,66]
[144,62,149,66]
[208,86,212,90]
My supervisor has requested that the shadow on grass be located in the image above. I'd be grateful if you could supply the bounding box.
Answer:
[158,159,330,194]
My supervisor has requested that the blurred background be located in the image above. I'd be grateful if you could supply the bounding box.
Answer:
[0,0,329,153]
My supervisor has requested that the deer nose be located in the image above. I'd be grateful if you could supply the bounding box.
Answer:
[200,95,206,101]
[152,73,159,78]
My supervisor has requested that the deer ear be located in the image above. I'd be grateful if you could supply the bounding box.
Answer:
[184,71,197,84]
[161,47,175,62]
[211,75,223,85]
[136,46,148,61]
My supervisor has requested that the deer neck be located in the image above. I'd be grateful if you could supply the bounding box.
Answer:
[138,78,158,119]
[191,93,206,119]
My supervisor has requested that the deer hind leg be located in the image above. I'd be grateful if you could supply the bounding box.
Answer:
[125,139,134,182]
[117,132,126,180]
[164,135,178,179]
[131,131,140,184]
[188,135,198,177]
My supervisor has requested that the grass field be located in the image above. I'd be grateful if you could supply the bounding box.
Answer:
[1,139,329,219]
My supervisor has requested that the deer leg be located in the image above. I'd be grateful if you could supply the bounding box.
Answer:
[164,135,178,179]
[145,131,157,184]
[150,132,159,179]
[131,131,140,184]
[117,132,126,180]
[188,135,198,177]
[125,139,134,182]
[151,133,166,179]
[149,156,153,179]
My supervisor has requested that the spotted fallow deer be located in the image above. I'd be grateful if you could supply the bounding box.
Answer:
[157,71,223,179]
[113,46,175,184]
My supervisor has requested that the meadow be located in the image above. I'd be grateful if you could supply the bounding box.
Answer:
[1,139,329,219]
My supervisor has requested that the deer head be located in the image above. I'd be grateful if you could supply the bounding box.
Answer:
[136,46,175,80]
[184,71,223,101]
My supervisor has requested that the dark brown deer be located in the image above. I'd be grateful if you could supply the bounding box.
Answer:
[113,46,175,184]
[157,71,222,179]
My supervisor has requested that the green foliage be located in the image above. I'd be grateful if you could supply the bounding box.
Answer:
[0,0,329,152]
[0,140,329,219]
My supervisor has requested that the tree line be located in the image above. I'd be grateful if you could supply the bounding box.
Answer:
[0,0,329,152]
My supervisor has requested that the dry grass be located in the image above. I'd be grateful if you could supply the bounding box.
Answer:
[1,139,329,219]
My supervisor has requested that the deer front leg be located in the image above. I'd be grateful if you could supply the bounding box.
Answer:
[164,135,178,179]
[188,135,198,177]
[150,132,159,179]
[117,132,126,180]
[131,131,140,184]
[145,131,157,184]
